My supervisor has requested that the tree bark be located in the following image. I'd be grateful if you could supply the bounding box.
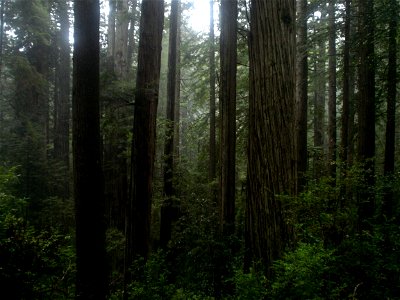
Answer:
[73,0,107,298]
[107,0,116,74]
[327,0,337,179]
[127,0,138,78]
[125,0,164,277]
[115,0,129,79]
[296,0,308,190]
[160,0,180,249]
[209,0,216,182]
[246,0,297,275]
[340,0,351,166]
[313,10,326,179]
[219,0,237,236]
[54,0,70,199]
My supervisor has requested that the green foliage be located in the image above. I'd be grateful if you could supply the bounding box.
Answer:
[232,268,267,300]
[0,166,76,299]
[269,243,335,300]
[270,169,400,300]
[0,215,75,299]
[123,251,176,300]
[0,166,27,231]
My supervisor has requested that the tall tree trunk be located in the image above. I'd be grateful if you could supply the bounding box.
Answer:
[174,19,181,160]
[219,0,237,236]
[357,0,375,226]
[107,0,116,74]
[12,0,51,203]
[327,0,337,179]
[115,0,129,79]
[296,0,308,190]
[54,0,70,199]
[127,0,138,77]
[339,0,354,205]
[340,0,351,166]
[313,12,326,179]
[104,0,130,231]
[209,0,216,182]
[246,0,296,275]
[73,0,107,298]
[383,0,397,218]
[0,0,4,127]
[160,0,180,249]
[125,0,164,281]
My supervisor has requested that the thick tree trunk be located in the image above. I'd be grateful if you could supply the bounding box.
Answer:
[125,0,164,278]
[247,0,297,275]
[73,0,107,298]
[296,0,308,190]
[219,0,237,236]
[160,0,180,249]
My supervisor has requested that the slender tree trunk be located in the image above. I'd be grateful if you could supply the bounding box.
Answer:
[341,0,351,166]
[313,17,326,179]
[246,0,296,275]
[174,19,181,160]
[54,0,70,199]
[296,0,308,190]
[219,0,237,236]
[104,0,130,231]
[383,0,397,218]
[127,0,138,78]
[115,0,129,79]
[348,15,357,167]
[357,0,375,226]
[209,0,216,182]
[125,0,164,283]
[160,0,180,248]
[107,0,116,74]
[327,0,337,179]
[0,0,4,128]
[73,0,107,298]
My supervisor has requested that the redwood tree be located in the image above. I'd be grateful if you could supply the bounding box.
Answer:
[296,0,308,190]
[125,0,164,271]
[246,0,297,275]
[340,0,351,165]
[54,0,70,199]
[160,0,180,248]
[219,0,237,235]
[209,0,216,182]
[73,0,107,298]
[327,0,337,179]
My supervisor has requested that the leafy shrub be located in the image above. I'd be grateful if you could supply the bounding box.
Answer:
[0,215,75,299]
[269,243,335,300]
[232,268,267,300]
[124,251,175,300]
